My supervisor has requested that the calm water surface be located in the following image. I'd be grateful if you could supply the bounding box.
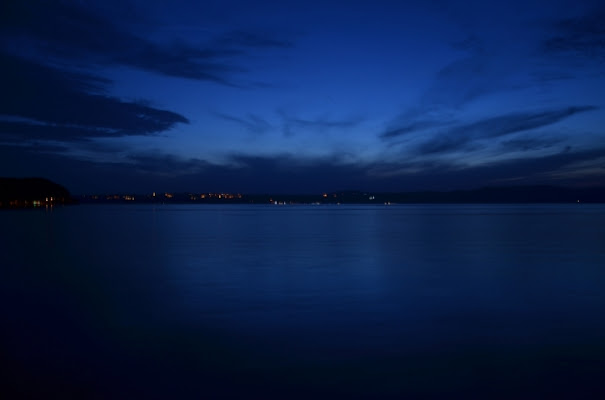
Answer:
[2,204,605,398]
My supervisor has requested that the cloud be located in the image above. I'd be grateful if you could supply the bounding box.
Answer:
[379,34,523,143]
[127,153,212,176]
[0,52,188,142]
[380,119,453,139]
[428,54,493,106]
[0,0,292,85]
[500,136,565,152]
[0,121,105,142]
[213,112,272,135]
[415,106,597,155]
[4,140,605,195]
[221,147,605,192]
[387,8,602,139]
[217,153,373,192]
[471,147,605,187]
[0,139,69,154]
[381,120,444,139]
[278,111,363,137]
[541,6,605,61]
[414,32,523,112]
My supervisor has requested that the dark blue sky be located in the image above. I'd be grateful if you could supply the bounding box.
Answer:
[1,0,604,194]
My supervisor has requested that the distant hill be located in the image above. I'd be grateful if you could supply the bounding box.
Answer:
[0,177,73,207]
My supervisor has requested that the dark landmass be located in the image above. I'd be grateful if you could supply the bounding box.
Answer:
[0,177,73,208]
[77,185,605,205]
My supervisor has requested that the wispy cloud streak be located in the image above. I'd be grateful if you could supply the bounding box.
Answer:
[213,112,272,135]
[0,1,292,85]
[0,52,188,142]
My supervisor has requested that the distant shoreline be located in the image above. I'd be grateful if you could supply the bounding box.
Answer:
[75,186,605,205]
[3,177,605,208]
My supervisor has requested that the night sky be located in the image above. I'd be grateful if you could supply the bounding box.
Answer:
[1,0,604,194]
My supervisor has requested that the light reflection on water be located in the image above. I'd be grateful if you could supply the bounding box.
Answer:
[2,204,605,398]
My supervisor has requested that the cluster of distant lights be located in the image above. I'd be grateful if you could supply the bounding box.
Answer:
[79,192,396,205]
[85,192,244,201]
[87,194,136,201]
[191,193,242,200]
[5,197,62,207]
[151,192,243,200]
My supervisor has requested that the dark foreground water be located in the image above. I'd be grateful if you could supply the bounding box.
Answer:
[2,204,605,399]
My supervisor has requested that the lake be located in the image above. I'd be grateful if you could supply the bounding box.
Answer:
[2,204,605,399]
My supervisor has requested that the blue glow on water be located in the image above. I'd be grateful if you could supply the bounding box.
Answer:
[2,204,605,398]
